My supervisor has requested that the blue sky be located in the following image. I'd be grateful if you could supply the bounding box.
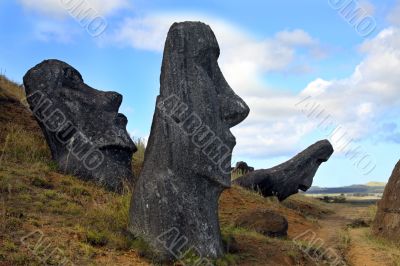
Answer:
[1,0,399,187]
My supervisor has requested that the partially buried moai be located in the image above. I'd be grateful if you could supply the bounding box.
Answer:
[23,60,136,192]
[129,22,249,260]
[372,160,400,242]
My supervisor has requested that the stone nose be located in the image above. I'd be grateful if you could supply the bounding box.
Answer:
[220,93,250,128]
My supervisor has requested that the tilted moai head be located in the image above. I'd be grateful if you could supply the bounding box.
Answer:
[233,139,334,201]
[23,60,136,192]
[129,22,249,260]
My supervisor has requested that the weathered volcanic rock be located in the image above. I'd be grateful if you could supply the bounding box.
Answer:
[372,160,400,241]
[235,210,288,238]
[233,140,334,201]
[232,161,254,174]
[23,60,136,192]
[129,22,249,260]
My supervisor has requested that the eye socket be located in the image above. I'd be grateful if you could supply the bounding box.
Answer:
[62,67,82,87]
[197,48,219,78]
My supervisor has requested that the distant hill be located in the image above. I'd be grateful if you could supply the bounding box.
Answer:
[306,182,386,194]
[365,181,386,187]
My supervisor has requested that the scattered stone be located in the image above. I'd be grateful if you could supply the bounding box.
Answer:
[372,160,400,241]
[23,60,136,192]
[233,140,334,201]
[348,218,370,228]
[234,210,288,238]
[129,21,249,260]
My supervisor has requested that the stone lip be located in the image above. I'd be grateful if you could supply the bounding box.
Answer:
[129,21,249,261]
[233,139,334,201]
[23,59,136,192]
[372,160,400,242]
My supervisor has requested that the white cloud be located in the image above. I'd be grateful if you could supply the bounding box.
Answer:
[18,0,130,18]
[108,13,321,89]
[33,20,80,43]
[108,13,400,158]
[106,13,326,157]
[358,0,375,16]
[234,26,400,158]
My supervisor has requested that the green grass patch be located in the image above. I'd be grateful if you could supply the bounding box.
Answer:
[1,124,51,165]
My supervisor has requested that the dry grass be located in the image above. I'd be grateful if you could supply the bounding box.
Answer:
[0,123,51,165]
[0,74,25,101]
[132,137,146,177]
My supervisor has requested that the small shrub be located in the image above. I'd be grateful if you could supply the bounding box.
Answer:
[338,229,351,251]
[86,230,108,247]
[231,169,246,181]
[44,190,58,199]
[4,217,23,231]
[78,242,96,259]
[3,240,18,252]
[70,186,91,197]
[215,253,239,266]
[31,177,53,189]
[130,237,158,259]
[347,218,370,228]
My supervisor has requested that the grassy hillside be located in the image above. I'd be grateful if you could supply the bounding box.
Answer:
[366,182,386,187]
[0,75,334,265]
[306,184,385,194]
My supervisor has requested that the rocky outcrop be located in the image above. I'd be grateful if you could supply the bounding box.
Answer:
[23,60,136,192]
[129,22,249,261]
[233,140,334,201]
[372,160,400,242]
[235,210,288,238]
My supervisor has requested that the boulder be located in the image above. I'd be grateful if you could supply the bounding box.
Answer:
[233,140,334,201]
[129,22,249,260]
[372,160,400,241]
[23,60,136,192]
[234,210,288,238]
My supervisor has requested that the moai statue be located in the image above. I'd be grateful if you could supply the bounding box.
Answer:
[23,60,136,192]
[129,22,249,260]
[373,160,400,241]
[234,140,334,201]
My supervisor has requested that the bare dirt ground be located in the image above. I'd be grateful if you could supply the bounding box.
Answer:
[307,202,400,266]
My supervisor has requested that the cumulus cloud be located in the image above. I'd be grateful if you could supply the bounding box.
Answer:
[107,12,400,158]
[106,13,326,157]
[358,0,375,16]
[18,0,130,18]
[108,13,321,87]
[234,27,400,157]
